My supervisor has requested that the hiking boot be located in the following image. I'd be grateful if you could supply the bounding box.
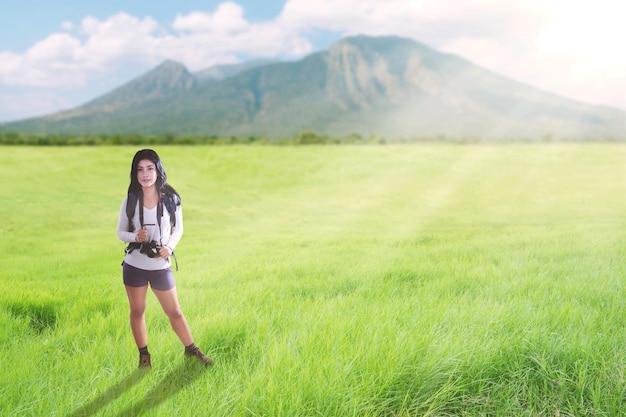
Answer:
[185,347,214,366]
[139,353,152,368]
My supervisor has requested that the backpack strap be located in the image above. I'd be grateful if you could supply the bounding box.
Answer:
[162,193,178,229]
[156,198,163,232]
[126,193,138,232]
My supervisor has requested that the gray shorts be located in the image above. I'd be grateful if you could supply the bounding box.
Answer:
[123,262,176,291]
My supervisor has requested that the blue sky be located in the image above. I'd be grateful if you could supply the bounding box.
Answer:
[1,0,625,122]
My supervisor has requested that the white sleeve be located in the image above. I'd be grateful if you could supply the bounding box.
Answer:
[165,205,183,250]
[116,197,137,243]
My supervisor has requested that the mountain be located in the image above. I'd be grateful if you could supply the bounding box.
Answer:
[193,58,279,82]
[2,35,625,140]
[81,60,196,110]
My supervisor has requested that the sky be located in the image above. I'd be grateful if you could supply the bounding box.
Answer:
[1,0,625,122]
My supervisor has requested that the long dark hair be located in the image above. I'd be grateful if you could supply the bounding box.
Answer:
[127,149,181,204]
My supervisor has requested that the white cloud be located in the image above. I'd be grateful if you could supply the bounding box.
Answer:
[0,51,20,74]
[0,13,162,88]
[28,33,80,62]
[172,2,249,33]
[166,2,311,68]
[78,13,164,68]
[0,34,85,87]
[500,0,626,107]
[0,88,78,121]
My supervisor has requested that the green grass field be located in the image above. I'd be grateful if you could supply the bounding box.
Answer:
[2,144,626,416]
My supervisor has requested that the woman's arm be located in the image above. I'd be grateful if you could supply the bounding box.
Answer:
[164,205,184,251]
[116,197,137,243]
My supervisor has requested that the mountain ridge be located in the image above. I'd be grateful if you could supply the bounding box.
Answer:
[2,35,625,140]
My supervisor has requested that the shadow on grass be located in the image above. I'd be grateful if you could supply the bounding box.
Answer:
[67,359,209,417]
[66,368,148,417]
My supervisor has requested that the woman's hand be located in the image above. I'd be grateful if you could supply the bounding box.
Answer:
[135,226,148,242]
[159,245,173,258]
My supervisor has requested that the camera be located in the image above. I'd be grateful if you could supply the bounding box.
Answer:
[140,240,161,258]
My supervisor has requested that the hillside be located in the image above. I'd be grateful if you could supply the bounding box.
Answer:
[2,35,625,140]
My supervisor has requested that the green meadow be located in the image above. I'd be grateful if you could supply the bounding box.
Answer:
[2,144,626,416]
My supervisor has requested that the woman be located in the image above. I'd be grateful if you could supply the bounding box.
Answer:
[117,149,213,368]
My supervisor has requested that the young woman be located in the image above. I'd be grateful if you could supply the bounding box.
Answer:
[117,149,213,368]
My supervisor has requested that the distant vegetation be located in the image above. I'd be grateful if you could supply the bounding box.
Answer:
[0,131,391,146]
[0,131,615,146]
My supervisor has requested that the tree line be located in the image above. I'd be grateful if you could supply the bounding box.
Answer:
[2,130,591,145]
[0,131,390,146]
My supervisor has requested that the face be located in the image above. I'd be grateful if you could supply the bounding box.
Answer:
[136,159,158,189]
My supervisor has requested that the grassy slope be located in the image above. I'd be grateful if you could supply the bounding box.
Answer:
[1,144,626,416]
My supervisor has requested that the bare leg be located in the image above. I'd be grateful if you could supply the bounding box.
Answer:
[151,286,194,346]
[125,285,149,348]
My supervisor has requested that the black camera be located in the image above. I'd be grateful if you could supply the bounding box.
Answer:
[140,240,161,258]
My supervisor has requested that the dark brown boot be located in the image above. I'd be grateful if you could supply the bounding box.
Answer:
[185,346,214,366]
[139,353,152,368]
